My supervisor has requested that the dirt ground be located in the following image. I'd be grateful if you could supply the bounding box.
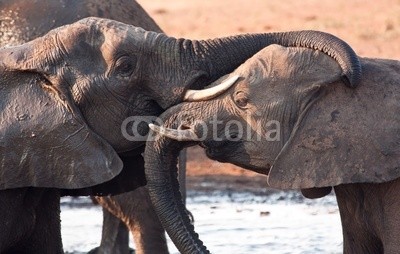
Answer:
[138,0,400,192]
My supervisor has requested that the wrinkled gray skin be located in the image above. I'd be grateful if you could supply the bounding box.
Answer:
[0,3,361,253]
[0,1,169,253]
[146,45,400,253]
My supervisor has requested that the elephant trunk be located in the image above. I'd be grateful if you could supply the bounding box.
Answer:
[145,135,208,253]
[144,101,213,253]
[152,30,361,108]
[152,30,360,109]
[193,30,360,88]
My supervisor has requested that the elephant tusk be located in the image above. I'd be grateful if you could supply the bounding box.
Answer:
[183,75,240,102]
[149,123,201,141]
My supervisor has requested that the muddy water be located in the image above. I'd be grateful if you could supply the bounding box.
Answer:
[61,191,342,254]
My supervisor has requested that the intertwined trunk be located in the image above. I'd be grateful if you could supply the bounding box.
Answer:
[154,30,361,109]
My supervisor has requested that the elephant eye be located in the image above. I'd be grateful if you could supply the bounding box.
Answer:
[234,91,249,108]
[115,56,136,78]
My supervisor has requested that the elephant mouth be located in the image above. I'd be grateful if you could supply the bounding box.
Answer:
[204,147,226,161]
[200,140,241,163]
[201,140,272,175]
[201,140,233,161]
[205,146,271,175]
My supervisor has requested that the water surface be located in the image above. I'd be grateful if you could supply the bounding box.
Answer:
[61,191,343,254]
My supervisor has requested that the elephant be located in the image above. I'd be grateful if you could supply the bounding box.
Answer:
[0,1,173,253]
[0,1,172,253]
[0,8,361,254]
[146,44,400,253]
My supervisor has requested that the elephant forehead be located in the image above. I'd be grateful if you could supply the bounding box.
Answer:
[52,17,158,59]
[78,17,147,42]
[51,17,143,57]
[235,45,296,80]
[235,44,340,84]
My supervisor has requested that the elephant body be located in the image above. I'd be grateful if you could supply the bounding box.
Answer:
[146,44,400,253]
[0,1,169,253]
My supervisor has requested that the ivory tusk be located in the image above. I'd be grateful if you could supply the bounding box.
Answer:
[149,123,200,141]
[183,75,240,102]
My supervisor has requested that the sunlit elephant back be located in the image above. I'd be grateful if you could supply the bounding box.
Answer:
[0,0,162,48]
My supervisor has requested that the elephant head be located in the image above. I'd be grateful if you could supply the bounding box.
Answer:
[0,17,361,193]
[0,0,165,197]
[143,44,400,253]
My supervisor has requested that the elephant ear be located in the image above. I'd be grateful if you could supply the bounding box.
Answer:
[301,187,332,199]
[0,40,123,190]
[268,55,400,190]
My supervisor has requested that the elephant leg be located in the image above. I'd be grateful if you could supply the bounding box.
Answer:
[382,237,400,254]
[123,187,170,254]
[95,186,169,254]
[92,150,188,254]
[335,186,384,254]
[88,208,132,254]
[0,188,33,253]
[0,188,62,254]
[376,181,400,254]
[380,212,400,254]
[20,189,63,254]
[341,227,383,254]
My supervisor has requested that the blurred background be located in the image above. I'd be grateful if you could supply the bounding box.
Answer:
[62,1,400,253]
[140,0,400,58]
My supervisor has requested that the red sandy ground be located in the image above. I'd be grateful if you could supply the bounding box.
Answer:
[138,0,400,191]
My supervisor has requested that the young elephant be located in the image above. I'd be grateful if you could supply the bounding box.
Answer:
[147,45,400,253]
